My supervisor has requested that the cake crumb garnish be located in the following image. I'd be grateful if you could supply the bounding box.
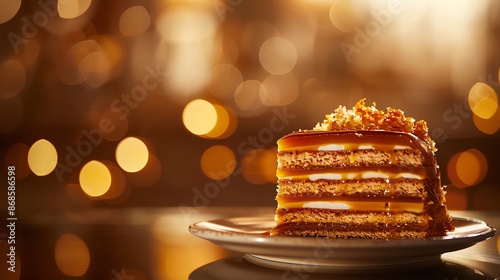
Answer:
[313,98,435,151]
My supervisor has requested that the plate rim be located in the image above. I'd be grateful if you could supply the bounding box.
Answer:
[189,214,497,248]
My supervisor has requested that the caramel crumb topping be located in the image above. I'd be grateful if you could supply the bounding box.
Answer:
[312,99,436,151]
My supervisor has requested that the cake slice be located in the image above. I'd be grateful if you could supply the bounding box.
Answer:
[270,99,453,239]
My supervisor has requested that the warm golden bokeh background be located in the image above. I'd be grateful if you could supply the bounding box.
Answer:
[1,1,500,279]
[0,0,499,214]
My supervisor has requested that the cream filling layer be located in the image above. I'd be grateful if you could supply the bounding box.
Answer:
[317,144,411,151]
[278,200,424,214]
[277,165,433,180]
[308,172,423,181]
[288,171,424,181]
[280,143,412,152]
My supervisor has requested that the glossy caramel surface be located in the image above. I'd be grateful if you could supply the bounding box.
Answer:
[278,130,433,155]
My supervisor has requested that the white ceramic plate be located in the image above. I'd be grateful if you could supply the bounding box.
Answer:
[189,215,496,272]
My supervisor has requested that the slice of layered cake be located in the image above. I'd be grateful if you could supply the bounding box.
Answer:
[270,99,453,239]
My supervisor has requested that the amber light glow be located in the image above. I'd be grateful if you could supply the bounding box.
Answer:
[200,145,236,180]
[27,139,58,176]
[119,5,151,37]
[57,0,92,19]
[208,64,243,100]
[329,0,364,32]
[241,148,277,184]
[0,0,21,24]
[54,233,90,277]
[79,160,111,197]
[182,99,217,136]
[99,161,127,201]
[204,104,237,139]
[468,82,499,119]
[116,137,149,172]
[152,215,226,280]
[234,80,267,115]
[447,149,488,188]
[259,36,297,75]
[473,110,500,135]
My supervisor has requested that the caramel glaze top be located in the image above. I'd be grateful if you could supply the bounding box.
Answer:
[278,130,434,161]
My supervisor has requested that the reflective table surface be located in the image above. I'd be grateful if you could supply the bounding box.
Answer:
[1,208,498,280]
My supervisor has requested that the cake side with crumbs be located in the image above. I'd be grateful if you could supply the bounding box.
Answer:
[270,99,454,239]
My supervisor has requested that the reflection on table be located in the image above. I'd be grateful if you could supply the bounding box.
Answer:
[0,208,498,280]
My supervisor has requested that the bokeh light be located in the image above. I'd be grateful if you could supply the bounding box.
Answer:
[206,104,230,139]
[28,139,58,176]
[241,148,277,185]
[128,153,162,188]
[58,0,92,19]
[447,149,488,188]
[79,160,111,197]
[182,99,217,136]
[259,36,297,75]
[329,0,365,33]
[84,36,123,87]
[241,21,279,56]
[157,7,217,95]
[0,0,21,24]
[93,35,123,72]
[43,10,95,35]
[234,80,266,114]
[200,145,236,180]
[472,97,498,119]
[157,7,217,44]
[473,105,500,134]
[58,39,101,85]
[57,36,122,87]
[204,104,237,139]
[456,149,488,187]
[468,82,499,119]
[54,233,90,277]
[119,5,151,37]
[116,137,149,173]
[100,161,127,201]
[0,59,26,99]
[217,37,239,65]
[260,73,300,106]
[4,143,31,179]
[207,64,243,100]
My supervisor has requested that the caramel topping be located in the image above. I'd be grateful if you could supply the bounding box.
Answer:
[278,130,432,155]
[311,99,435,152]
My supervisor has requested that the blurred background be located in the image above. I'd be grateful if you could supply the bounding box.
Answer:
[1,1,500,279]
[0,0,499,214]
